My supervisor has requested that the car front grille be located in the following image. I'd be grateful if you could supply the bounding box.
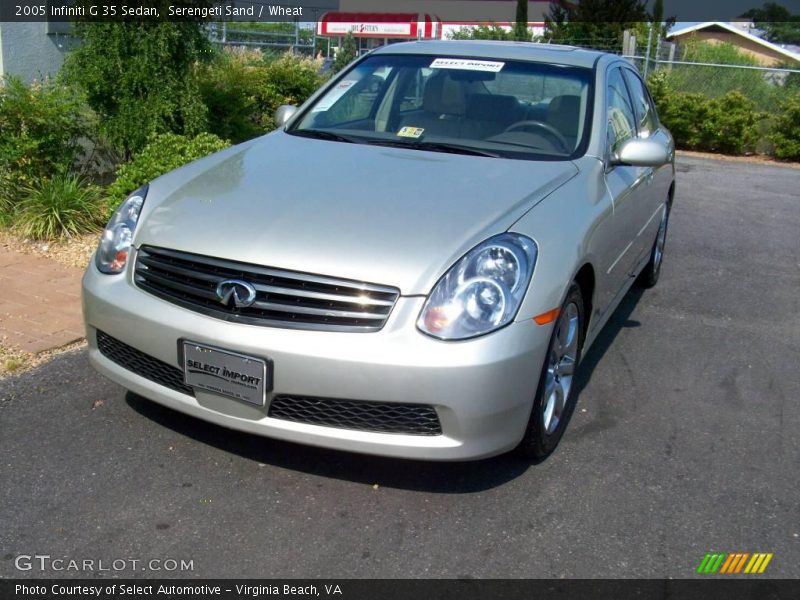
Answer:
[96,330,194,396]
[268,395,442,436]
[133,246,400,332]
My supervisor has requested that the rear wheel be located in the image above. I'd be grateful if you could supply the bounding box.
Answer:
[637,202,670,289]
[516,282,584,460]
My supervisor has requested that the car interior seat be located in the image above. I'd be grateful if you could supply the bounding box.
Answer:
[546,95,581,150]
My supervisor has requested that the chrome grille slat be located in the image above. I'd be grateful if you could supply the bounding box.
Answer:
[251,300,388,320]
[142,246,396,294]
[250,283,395,307]
[134,246,400,332]
[138,255,223,284]
[136,269,219,301]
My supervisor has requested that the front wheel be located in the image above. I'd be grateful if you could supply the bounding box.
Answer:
[516,282,585,460]
[637,202,670,289]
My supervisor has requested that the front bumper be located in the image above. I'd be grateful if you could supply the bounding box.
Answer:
[82,257,553,461]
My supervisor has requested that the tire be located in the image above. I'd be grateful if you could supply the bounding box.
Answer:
[516,282,585,461]
[637,202,670,289]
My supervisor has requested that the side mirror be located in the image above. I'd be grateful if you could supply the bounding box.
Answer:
[274,104,298,128]
[611,138,669,167]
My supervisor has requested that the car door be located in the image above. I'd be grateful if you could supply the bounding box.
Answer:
[603,66,651,291]
[622,67,674,263]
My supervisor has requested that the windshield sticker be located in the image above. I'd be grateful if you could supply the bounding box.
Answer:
[430,58,505,72]
[397,126,425,139]
[311,79,356,112]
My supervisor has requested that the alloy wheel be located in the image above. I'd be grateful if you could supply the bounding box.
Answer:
[653,206,669,273]
[542,302,580,434]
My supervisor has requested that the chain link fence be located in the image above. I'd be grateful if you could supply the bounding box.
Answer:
[208,22,318,56]
[618,31,800,113]
[549,28,800,116]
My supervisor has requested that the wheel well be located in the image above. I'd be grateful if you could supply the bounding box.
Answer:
[574,264,595,334]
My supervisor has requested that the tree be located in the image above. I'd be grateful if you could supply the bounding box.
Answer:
[632,0,675,59]
[332,33,358,73]
[62,12,211,159]
[544,0,649,50]
[740,2,800,44]
[514,0,530,41]
[448,25,514,41]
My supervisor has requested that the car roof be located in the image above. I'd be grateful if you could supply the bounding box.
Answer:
[370,40,610,69]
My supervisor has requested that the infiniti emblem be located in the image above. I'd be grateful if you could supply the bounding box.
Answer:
[216,279,257,309]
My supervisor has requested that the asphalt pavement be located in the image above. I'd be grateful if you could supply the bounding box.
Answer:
[1,155,799,579]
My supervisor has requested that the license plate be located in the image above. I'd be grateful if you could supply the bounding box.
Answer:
[182,342,269,407]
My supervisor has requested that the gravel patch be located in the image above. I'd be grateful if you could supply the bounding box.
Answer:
[0,230,99,270]
[0,340,87,379]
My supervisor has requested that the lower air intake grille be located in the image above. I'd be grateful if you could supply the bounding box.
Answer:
[268,395,442,436]
[96,330,194,397]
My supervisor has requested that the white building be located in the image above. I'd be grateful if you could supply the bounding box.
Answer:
[0,22,76,83]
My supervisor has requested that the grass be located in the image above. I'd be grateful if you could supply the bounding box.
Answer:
[0,346,33,376]
[12,174,105,241]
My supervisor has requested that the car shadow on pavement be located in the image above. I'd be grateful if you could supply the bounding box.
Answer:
[125,286,646,494]
[575,285,645,392]
[567,284,646,440]
[126,391,530,493]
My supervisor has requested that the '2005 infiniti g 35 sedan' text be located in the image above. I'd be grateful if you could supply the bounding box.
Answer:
[83,41,675,461]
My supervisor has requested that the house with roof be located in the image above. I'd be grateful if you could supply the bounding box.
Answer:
[667,21,800,67]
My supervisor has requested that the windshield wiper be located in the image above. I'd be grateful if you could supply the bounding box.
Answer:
[289,129,359,143]
[367,139,500,158]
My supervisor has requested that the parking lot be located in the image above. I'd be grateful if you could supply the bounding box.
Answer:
[1,154,798,579]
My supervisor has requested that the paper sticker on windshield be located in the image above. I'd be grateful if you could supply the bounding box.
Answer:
[430,58,505,72]
[397,127,425,139]
[312,79,356,112]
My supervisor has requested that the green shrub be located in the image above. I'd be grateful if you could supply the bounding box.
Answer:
[660,92,711,150]
[448,24,515,40]
[0,76,93,214]
[770,92,800,160]
[198,50,325,142]
[13,174,104,240]
[197,48,270,143]
[259,53,326,128]
[62,21,211,159]
[107,132,230,212]
[649,72,762,155]
[702,91,760,154]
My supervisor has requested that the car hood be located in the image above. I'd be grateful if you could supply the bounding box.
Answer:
[136,131,578,295]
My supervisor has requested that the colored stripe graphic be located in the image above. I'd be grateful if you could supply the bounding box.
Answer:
[720,553,750,573]
[699,553,773,574]
[697,553,725,574]
[744,553,774,574]
[734,553,750,573]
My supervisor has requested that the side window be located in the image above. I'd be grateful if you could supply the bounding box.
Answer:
[622,69,658,137]
[606,67,636,156]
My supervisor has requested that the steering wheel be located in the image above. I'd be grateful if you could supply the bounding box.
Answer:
[503,120,570,153]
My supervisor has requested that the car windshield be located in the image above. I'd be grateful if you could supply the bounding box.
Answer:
[289,54,592,160]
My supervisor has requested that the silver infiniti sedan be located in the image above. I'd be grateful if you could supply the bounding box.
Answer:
[83,41,675,461]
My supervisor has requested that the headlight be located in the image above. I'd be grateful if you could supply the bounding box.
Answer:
[417,233,537,340]
[95,185,147,274]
